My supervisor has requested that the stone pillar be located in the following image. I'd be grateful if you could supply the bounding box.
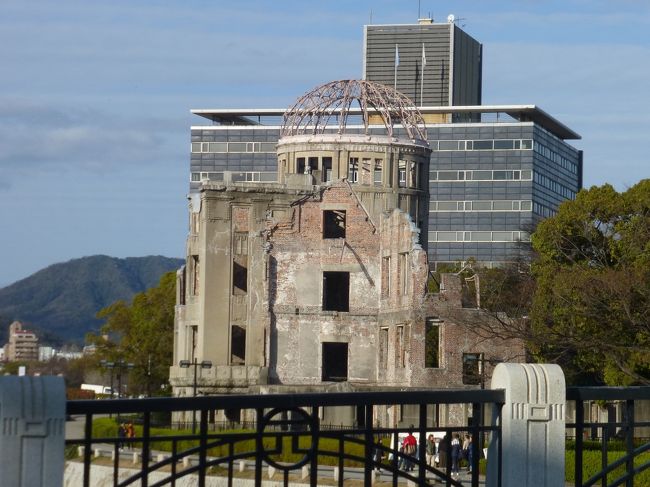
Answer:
[487,363,565,487]
[0,376,66,487]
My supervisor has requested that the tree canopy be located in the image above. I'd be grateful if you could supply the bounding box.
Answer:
[530,180,650,385]
[87,271,176,396]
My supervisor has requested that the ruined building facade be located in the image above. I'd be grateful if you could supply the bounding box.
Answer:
[171,80,525,427]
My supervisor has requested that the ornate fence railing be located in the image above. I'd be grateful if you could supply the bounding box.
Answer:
[66,389,504,487]
[566,386,650,487]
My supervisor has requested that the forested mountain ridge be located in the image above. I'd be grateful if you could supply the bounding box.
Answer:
[0,255,183,344]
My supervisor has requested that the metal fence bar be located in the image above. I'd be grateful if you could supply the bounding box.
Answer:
[471,402,480,487]
[363,404,372,487]
[417,403,426,486]
[309,406,318,487]
[83,412,92,487]
[141,410,150,487]
[171,439,177,487]
[575,397,584,486]
[254,407,263,487]
[625,399,634,487]
[601,427,608,487]
[198,409,208,487]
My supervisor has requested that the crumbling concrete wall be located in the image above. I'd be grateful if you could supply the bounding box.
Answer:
[269,183,382,384]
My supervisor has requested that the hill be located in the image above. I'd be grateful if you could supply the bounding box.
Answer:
[0,255,183,344]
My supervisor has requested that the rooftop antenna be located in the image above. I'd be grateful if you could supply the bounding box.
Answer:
[369,9,373,24]
[448,14,467,27]
[418,0,421,19]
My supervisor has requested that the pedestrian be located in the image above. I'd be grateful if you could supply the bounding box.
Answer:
[438,433,448,471]
[425,434,436,468]
[117,423,126,451]
[450,433,462,478]
[462,433,470,459]
[373,437,384,472]
[402,430,417,471]
[126,422,135,450]
[466,434,474,473]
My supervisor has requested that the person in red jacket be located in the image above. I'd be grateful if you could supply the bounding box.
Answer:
[402,430,417,471]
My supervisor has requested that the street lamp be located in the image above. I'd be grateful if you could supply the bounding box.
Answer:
[115,360,135,399]
[99,360,115,398]
[179,358,212,433]
[99,359,134,420]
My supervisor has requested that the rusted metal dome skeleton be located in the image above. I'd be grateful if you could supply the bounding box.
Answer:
[281,79,427,141]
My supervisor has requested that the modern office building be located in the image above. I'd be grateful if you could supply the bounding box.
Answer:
[188,18,581,268]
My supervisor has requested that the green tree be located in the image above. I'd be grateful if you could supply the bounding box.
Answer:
[88,271,176,396]
[530,180,650,385]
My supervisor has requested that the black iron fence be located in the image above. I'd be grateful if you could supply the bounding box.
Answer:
[66,389,504,487]
[566,386,650,487]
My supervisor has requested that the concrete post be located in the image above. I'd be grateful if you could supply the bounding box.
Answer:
[239,460,246,472]
[487,363,566,487]
[0,376,66,487]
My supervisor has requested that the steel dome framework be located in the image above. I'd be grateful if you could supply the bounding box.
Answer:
[281,80,427,141]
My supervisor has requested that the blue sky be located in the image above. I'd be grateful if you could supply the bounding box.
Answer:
[1,0,648,286]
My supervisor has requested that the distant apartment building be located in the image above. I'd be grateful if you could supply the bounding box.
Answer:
[4,321,39,361]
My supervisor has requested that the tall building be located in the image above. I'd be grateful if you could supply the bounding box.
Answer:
[4,321,39,362]
[189,18,582,268]
[363,18,482,108]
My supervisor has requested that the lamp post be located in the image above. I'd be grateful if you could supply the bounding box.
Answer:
[115,359,135,399]
[99,360,115,397]
[179,358,212,433]
[99,359,134,420]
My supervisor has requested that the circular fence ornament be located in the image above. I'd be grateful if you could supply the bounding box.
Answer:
[259,407,318,470]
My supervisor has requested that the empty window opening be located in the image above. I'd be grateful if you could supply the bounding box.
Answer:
[233,257,248,295]
[297,157,306,174]
[322,342,348,382]
[348,157,359,182]
[322,157,332,182]
[190,325,198,363]
[323,210,346,239]
[322,272,350,311]
[308,157,318,173]
[379,327,389,369]
[230,325,246,364]
[399,252,409,295]
[191,255,200,296]
[395,325,406,368]
[179,266,186,305]
[381,256,391,298]
[398,160,407,187]
[374,159,383,185]
[425,318,441,368]
[462,353,483,385]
